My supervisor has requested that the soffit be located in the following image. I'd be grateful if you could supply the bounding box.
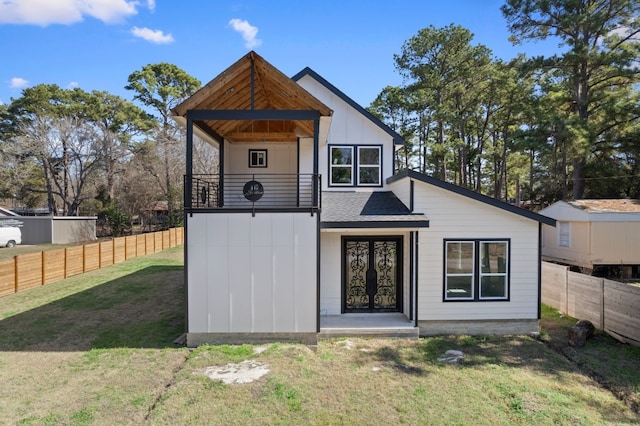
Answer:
[172,51,332,143]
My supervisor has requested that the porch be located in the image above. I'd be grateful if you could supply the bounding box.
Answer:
[319,313,419,340]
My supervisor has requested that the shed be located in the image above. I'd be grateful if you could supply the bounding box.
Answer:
[16,216,98,245]
[540,199,640,277]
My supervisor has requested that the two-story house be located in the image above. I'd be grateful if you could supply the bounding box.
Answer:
[172,52,555,347]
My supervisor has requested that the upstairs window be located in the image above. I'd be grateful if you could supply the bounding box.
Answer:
[358,146,381,185]
[330,146,353,185]
[330,145,381,186]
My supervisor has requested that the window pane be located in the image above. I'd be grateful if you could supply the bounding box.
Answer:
[446,276,473,298]
[446,242,473,274]
[481,276,506,298]
[358,147,380,165]
[331,167,352,184]
[358,166,380,184]
[559,222,570,247]
[480,242,507,274]
[331,147,352,165]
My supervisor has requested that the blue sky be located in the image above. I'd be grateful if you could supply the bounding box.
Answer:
[0,0,562,109]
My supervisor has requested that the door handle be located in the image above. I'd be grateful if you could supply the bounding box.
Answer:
[366,267,377,296]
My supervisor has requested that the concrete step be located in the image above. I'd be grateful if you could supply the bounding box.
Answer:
[318,326,419,340]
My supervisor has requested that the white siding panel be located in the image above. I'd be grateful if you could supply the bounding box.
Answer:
[187,213,317,335]
[387,179,411,211]
[229,244,252,331]
[225,141,296,175]
[252,214,273,246]
[320,232,342,315]
[294,214,318,331]
[187,215,208,332]
[299,138,314,175]
[252,245,274,332]
[228,214,252,246]
[272,214,294,246]
[208,244,229,331]
[296,75,395,190]
[273,243,296,330]
[412,181,539,321]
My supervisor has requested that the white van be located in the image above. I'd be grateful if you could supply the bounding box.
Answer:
[0,226,21,248]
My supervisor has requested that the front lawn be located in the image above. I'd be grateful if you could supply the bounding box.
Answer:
[0,248,637,425]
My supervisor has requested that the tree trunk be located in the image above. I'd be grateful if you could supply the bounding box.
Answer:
[572,158,585,199]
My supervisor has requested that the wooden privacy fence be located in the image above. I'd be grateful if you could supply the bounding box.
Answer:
[542,261,640,346]
[0,227,183,298]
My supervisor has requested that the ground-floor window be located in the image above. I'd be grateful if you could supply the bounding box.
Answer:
[444,239,509,301]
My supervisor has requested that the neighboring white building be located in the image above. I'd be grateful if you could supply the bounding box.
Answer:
[540,199,640,277]
[173,52,555,346]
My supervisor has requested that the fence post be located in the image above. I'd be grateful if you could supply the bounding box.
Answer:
[600,278,605,330]
[564,266,569,314]
[13,256,18,294]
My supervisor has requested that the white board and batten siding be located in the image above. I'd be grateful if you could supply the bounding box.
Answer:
[295,75,395,192]
[187,212,317,336]
[392,179,540,322]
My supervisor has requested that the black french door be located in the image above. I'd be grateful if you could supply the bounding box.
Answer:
[342,236,402,313]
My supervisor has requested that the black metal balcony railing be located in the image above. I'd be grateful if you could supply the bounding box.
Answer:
[186,174,320,210]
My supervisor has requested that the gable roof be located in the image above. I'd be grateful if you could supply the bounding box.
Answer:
[292,67,405,146]
[389,170,556,226]
[565,199,640,213]
[321,191,429,229]
[172,51,332,143]
[539,199,640,222]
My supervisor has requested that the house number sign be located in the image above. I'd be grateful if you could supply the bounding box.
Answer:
[243,180,264,202]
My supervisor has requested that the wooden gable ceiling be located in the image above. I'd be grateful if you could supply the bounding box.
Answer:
[172,51,332,143]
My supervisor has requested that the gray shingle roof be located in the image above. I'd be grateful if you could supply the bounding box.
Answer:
[321,191,429,228]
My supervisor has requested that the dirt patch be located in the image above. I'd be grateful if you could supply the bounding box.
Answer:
[196,360,270,384]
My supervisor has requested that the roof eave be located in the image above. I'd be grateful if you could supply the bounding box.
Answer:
[292,67,405,146]
[388,170,557,227]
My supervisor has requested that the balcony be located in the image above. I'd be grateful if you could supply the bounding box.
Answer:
[186,174,320,212]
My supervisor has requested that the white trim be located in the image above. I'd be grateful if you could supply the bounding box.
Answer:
[558,222,571,247]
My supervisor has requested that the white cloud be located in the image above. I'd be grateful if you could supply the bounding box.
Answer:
[131,26,174,44]
[67,81,79,89]
[0,0,139,26]
[10,77,29,89]
[228,18,262,48]
[147,0,156,12]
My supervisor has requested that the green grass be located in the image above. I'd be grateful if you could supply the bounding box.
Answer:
[0,250,638,425]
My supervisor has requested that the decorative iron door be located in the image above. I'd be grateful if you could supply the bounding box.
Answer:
[343,237,402,312]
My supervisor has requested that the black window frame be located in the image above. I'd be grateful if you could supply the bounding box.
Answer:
[248,149,268,168]
[443,238,510,302]
[328,144,382,187]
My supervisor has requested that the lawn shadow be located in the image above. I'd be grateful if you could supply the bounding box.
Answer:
[0,265,184,351]
[417,334,598,379]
